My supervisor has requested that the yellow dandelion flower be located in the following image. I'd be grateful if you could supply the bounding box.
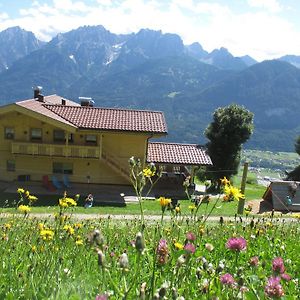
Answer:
[37,223,44,230]
[18,205,31,214]
[174,242,184,250]
[40,229,54,241]
[4,223,11,229]
[17,188,25,193]
[74,223,83,229]
[25,190,30,198]
[159,197,172,207]
[188,204,196,211]
[220,177,230,186]
[143,168,155,178]
[230,186,245,201]
[63,225,75,235]
[28,195,38,202]
[31,245,37,253]
[59,198,68,208]
[75,239,84,246]
[65,197,77,207]
[175,206,181,213]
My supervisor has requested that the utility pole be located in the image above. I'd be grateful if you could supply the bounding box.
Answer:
[237,162,249,214]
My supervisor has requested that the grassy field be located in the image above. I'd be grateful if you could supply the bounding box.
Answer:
[1,197,242,216]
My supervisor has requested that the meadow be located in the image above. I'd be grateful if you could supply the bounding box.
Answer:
[1,161,299,299]
[1,206,300,299]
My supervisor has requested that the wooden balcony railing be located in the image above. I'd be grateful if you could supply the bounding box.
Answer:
[11,142,100,159]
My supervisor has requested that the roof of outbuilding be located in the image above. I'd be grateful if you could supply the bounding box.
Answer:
[14,95,167,134]
[147,142,212,165]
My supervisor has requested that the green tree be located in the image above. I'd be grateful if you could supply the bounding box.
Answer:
[286,135,300,180]
[205,104,254,188]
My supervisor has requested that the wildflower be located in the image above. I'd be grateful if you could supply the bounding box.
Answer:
[226,237,247,251]
[66,197,77,206]
[249,256,259,267]
[265,276,284,298]
[157,239,169,265]
[186,231,196,241]
[40,229,54,241]
[4,223,11,230]
[159,197,171,208]
[17,188,25,193]
[31,245,37,253]
[18,205,31,214]
[184,243,196,254]
[87,229,105,247]
[174,242,184,250]
[281,273,291,281]
[272,257,285,274]
[63,268,71,275]
[177,254,186,267]
[175,206,181,214]
[75,239,84,246]
[220,177,230,186]
[142,167,155,178]
[188,204,196,212]
[199,226,205,235]
[135,232,145,253]
[96,293,109,300]
[205,243,214,252]
[220,273,235,286]
[25,190,30,198]
[59,198,68,208]
[98,250,106,268]
[119,252,129,269]
[223,184,245,201]
[28,195,38,203]
[63,225,75,235]
[37,223,44,230]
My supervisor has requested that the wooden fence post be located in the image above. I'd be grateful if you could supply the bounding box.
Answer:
[237,162,249,214]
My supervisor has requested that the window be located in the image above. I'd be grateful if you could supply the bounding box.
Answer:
[53,130,65,142]
[53,130,74,143]
[85,134,97,145]
[4,127,14,140]
[6,160,15,172]
[53,162,73,174]
[31,128,42,141]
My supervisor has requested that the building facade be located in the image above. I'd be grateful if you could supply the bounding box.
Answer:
[0,92,167,185]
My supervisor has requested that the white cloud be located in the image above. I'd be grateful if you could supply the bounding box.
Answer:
[0,0,300,60]
[0,12,9,21]
[247,0,283,13]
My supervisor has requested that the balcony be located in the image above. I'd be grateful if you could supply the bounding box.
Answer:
[11,141,100,159]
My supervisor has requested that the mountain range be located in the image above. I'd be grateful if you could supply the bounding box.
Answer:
[0,25,299,152]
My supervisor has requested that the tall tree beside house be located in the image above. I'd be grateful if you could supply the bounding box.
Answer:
[286,136,300,181]
[205,104,254,188]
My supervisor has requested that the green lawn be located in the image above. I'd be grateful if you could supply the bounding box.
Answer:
[0,175,265,216]
[0,196,253,217]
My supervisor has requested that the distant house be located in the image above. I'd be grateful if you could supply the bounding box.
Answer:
[263,180,300,212]
[0,88,212,187]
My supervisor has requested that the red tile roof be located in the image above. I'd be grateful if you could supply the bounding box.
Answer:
[16,95,79,128]
[44,105,167,133]
[147,142,212,165]
[15,95,167,134]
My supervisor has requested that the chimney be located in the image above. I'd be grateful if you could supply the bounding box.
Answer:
[79,97,94,107]
[33,86,44,102]
[61,99,66,105]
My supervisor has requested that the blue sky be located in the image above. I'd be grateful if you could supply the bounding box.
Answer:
[1,0,300,61]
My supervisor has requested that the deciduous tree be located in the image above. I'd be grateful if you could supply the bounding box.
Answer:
[205,104,254,187]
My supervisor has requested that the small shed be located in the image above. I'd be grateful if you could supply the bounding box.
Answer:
[263,180,300,211]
